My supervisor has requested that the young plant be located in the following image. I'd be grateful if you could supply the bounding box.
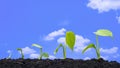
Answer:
[54,31,76,59]
[17,48,24,59]
[82,29,113,59]
[32,44,49,59]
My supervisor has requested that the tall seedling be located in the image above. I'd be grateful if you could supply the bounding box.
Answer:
[82,29,113,59]
[32,44,49,59]
[17,48,24,59]
[54,31,76,59]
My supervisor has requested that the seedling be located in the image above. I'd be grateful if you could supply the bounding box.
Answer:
[82,29,113,59]
[54,43,66,59]
[54,31,76,59]
[17,48,24,59]
[32,44,49,59]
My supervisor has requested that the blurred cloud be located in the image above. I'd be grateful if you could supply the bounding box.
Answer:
[44,28,66,41]
[84,57,91,60]
[30,53,39,59]
[100,47,118,54]
[7,50,12,53]
[116,16,120,24]
[74,35,90,52]
[113,54,120,58]
[57,37,66,44]
[100,47,119,60]
[87,0,120,13]
[22,47,36,55]
[49,55,56,59]
[101,55,109,60]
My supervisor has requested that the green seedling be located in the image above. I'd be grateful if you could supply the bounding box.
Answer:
[17,48,24,59]
[82,29,113,59]
[54,31,76,59]
[32,44,49,59]
[54,43,66,59]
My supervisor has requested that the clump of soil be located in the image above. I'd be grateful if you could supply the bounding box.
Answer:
[0,58,120,68]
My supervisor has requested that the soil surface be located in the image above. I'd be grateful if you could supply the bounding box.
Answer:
[0,58,120,68]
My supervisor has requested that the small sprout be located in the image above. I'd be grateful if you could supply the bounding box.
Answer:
[17,48,24,59]
[82,29,113,59]
[54,43,66,59]
[32,44,49,59]
[54,31,76,59]
[40,53,49,59]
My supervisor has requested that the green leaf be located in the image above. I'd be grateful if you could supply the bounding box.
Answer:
[17,48,22,51]
[66,31,76,50]
[82,44,96,54]
[94,29,113,37]
[42,53,49,58]
[54,44,63,54]
[32,44,42,49]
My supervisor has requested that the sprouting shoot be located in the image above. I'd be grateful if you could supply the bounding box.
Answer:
[54,31,76,59]
[82,29,113,59]
[17,48,24,59]
[32,44,49,59]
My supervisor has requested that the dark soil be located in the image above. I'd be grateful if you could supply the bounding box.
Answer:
[0,58,120,68]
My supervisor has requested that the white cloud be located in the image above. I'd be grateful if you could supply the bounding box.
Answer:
[44,28,66,41]
[30,54,56,59]
[30,53,39,59]
[87,0,120,13]
[100,47,118,54]
[57,37,66,44]
[49,55,56,59]
[74,35,90,52]
[84,57,91,60]
[7,50,12,53]
[101,55,109,60]
[101,54,120,60]
[57,35,90,52]
[113,54,120,58]
[22,47,36,55]
[116,16,120,23]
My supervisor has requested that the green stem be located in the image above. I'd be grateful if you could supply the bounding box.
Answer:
[96,35,100,59]
[39,48,42,59]
[63,45,66,59]
[21,50,24,59]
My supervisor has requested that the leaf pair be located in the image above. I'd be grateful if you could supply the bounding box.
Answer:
[54,31,76,59]
[32,44,49,59]
[82,29,113,59]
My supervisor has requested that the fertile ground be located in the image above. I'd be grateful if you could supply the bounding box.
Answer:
[0,58,120,68]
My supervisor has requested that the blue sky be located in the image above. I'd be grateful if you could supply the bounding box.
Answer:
[0,0,120,62]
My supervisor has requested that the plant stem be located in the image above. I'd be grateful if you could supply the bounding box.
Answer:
[96,35,100,59]
[39,48,42,59]
[63,46,66,59]
[21,50,24,59]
